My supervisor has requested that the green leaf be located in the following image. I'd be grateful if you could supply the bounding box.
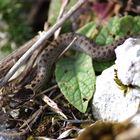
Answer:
[133,16,140,32]
[55,53,95,113]
[93,61,114,72]
[77,21,97,38]
[95,16,140,45]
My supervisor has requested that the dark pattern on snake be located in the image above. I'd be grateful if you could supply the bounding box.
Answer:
[30,32,131,90]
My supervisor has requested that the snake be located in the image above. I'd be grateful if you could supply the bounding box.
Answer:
[29,32,129,91]
[2,32,124,105]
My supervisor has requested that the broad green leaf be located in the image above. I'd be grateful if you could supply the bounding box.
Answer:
[93,61,114,72]
[77,21,97,38]
[55,53,95,113]
[133,16,140,32]
[95,16,140,45]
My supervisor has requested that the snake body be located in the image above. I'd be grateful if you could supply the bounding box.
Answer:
[30,32,127,91]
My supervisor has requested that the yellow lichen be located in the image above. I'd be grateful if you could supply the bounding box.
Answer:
[113,68,132,95]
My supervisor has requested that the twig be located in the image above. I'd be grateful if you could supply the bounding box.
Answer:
[20,95,64,129]
[42,94,67,119]
[0,0,86,87]
[54,0,70,39]
[37,84,58,96]
[58,36,77,59]
[0,36,38,79]
[20,105,45,129]
[16,38,48,87]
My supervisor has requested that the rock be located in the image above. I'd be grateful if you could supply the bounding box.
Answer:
[115,38,140,87]
[92,38,140,123]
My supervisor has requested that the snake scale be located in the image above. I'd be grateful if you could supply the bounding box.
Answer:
[29,32,129,91]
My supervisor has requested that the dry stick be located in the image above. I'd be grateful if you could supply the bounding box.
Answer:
[0,0,86,87]
[36,84,58,97]
[0,106,44,138]
[0,36,38,78]
[58,36,77,59]
[0,36,38,67]
[16,38,49,87]
[54,0,70,39]
[20,93,64,130]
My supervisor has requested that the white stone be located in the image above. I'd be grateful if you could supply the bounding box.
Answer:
[115,38,140,87]
[92,38,140,123]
